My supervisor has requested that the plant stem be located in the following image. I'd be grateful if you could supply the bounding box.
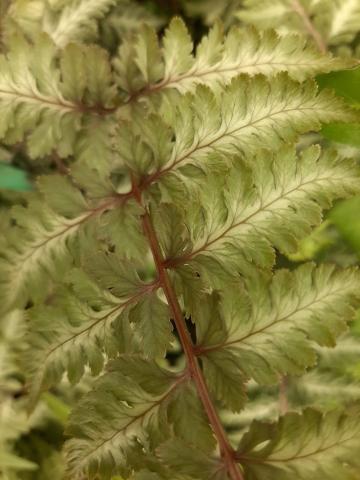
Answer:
[138,206,244,480]
[291,0,327,53]
[52,151,69,175]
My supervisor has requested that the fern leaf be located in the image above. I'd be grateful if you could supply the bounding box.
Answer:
[0,204,90,310]
[167,383,216,451]
[195,264,360,394]
[323,0,360,45]
[237,408,360,479]
[5,0,44,42]
[43,0,117,47]
[0,34,116,158]
[0,201,98,310]
[24,252,162,400]
[237,0,360,48]
[128,294,174,359]
[161,19,351,83]
[158,439,223,480]
[104,0,165,44]
[65,357,195,479]
[117,18,352,99]
[118,75,356,184]
[2,9,360,478]
[74,116,116,167]
[237,0,312,34]
[0,167,136,311]
[164,146,360,275]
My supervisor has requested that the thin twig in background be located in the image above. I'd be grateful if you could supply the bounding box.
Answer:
[291,0,327,53]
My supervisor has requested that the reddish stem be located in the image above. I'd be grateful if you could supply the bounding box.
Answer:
[132,178,243,480]
[291,0,327,53]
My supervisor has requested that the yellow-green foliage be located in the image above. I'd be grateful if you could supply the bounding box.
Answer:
[1,3,360,480]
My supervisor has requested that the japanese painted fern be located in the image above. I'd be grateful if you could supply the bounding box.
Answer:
[1,2,360,480]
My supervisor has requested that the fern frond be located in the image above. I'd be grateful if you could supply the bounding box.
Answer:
[128,293,174,359]
[195,264,360,401]
[1,7,360,478]
[0,168,133,311]
[25,271,156,402]
[64,358,205,479]
[164,146,360,275]
[8,0,123,53]
[237,0,360,49]
[321,0,360,45]
[0,200,102,310]
[43,0,117,47]
[118,75,356,187]
[1,207,87,310]
[0,34,116,158]
[237,0,317,35]
[116,18,352,100]
[237,408,360,479]
[158,439,222,480]
[5,0,44,41]
[104,0,165,42]
[73,116,116,167]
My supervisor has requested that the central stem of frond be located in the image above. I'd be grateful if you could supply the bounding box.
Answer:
[131,177,244,480]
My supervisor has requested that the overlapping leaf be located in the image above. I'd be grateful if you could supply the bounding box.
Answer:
[158,439,224,480]
[24,248,167,402]
[115,18,351,101]
[163,146,360,276]
[321,0,360,46]
[42,0,117,47]
[237,0,360,48]
[0,33,116,158]
[0,199,93,310]
[194,264,360,407]
[237,0,322,36]
[237,408,360,479]
[117,75,356,184]
[128,294,174,359]
[65,357,213,479]
[0,171,143,311]
[6,0,120,48]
